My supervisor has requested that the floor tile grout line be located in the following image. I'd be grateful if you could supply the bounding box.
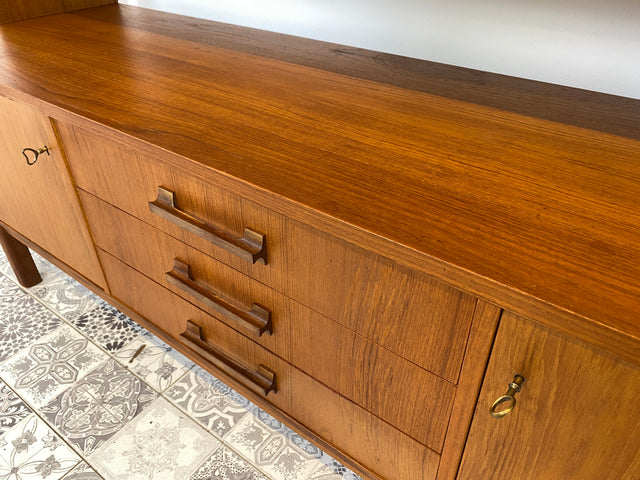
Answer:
[0,255,182,395]
[0,261,119,359]
[58,462,106,480]
[0,258,242,477]
[0,414,84,478]
[1,253,359,480]
[0,378,91,474]
[0,338,119,470]
[0,353,223,479]
[159,372,280,480]
[0,270,239,476]
[0,252,198,392]
[107,335,197,394]
[0,353,191,479]
[159,366,353,480]
[1,262,125,346]
[0,283,154,478]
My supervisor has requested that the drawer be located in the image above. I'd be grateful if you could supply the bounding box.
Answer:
[86,193,457,451]
[63,122,478,383]
[99,250,441,480]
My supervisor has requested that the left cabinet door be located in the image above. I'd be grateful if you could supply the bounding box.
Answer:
[0,96,106,289]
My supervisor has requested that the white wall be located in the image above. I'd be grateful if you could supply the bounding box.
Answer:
[119,0,640,99]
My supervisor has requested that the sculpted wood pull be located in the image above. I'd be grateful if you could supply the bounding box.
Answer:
[22,146,49,165]
[149,186,267,264]
[490,374,525,418]
[180,320,277,396]
[166,259,272,336]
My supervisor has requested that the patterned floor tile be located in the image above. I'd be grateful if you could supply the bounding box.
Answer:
[0,249,101,321]
[0,271,24,300]
[62,461,104,479]
[41,359,157,455]
[29,276,101,323]
[0,379,32,436]
[225,408,363,480]
[166,366,252,438]
[89,398,220,480]
[0,414,81,479]
[224,413,313,480]
[1,324,108,408]
[0,250,361,480]
[0,274,62,363]
[168,370,363,480]
[189,445,269,480]
[306,459,363,480]
[114,334,195,392]
[72,303,143,353]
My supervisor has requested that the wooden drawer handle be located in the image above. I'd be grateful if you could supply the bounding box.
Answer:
[149,186,267,264]
[180,320,277,396]
[166,258,272,336]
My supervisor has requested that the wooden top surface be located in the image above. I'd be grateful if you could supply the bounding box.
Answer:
[1,5,639,360]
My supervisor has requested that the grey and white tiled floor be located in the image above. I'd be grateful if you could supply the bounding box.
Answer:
[0,249,361,480]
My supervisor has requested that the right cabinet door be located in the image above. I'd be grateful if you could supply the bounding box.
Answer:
[458,311,640,480]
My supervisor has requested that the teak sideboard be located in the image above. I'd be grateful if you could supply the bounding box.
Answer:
[1,4,639,479]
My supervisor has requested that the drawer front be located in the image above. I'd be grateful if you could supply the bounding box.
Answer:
[86,192,456,451]
[62,121,477,382]
[99,250,441,480]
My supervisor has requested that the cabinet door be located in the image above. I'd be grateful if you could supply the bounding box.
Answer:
[0,96,105,289]
[458,312,640,480]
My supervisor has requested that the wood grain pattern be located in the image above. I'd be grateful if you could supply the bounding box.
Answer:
[0,219,109,296]
[1,0,66,24]
[167,258,272,336]
[62,121,478,384]
[436,302,502,480]
[0,225,42,286]
[180,320,277,396]
[99,249,441,480]
[0,0,114,24]
[75,4,640,140]
[1,10,638,366]
[2,9,638,476]
[149,186,268,265]
[81,189,459,452]
[0,96,105,289]
[458,312,640,480]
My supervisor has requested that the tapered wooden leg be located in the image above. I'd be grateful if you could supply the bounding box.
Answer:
[0,226,42,287]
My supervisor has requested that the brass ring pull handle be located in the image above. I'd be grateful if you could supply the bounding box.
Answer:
[149,187,267,265]
[180,320,277,396]
[22,146,50,165]
[490,374,525,418]
[166,259,272,336]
